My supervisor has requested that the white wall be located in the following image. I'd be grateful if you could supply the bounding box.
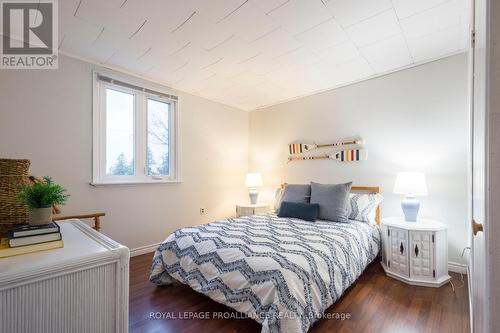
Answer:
[249,54,469,265]
[0,55,249,252]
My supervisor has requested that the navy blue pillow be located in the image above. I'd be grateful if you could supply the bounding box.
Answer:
[277,201,320,222]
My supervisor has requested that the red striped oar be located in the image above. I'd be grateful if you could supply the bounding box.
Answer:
[288,138,364,155]
[288,149,367,162]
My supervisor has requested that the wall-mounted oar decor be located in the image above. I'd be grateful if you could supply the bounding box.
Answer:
[288,149,368,162]
[288,138,364,155]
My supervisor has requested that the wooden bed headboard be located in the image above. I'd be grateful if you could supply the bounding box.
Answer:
[280,184,381,225]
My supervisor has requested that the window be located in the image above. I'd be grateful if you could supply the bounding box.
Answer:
[92,72,180,184]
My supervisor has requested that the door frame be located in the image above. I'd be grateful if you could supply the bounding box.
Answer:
[469,0,497,331]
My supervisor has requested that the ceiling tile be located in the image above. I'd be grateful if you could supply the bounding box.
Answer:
[324,0,392,27]
[360,34,413,73]
[105,52,154,74]
[295,18,349,53]
[251,0,289,13]
[204,57,248,78]
[195,0,253,24]
[231,70,268,87]
[168,42,224,69]
[407,25,462,62]
[178,21,233,51]
[208,36,260,64]
[270,66,330,93]
[128,21,188,56]
[92,28,142,58]
[400,0,468,40]
[241,53,280,75]
[152,63,215,86]
[59,16,115,63]
[60,36,115,64]
[345,9,401,47]
[327,57,375,86]
[267,0,333,35]
[141,52,188,76]
[273,47,319,71]
[251,28,301,58]
[314,41,361,65]
[59,0,81,18]
[121,0,198,28]
[217,2,278,42]
[75,0,147,37]
[59,13,102,47]
[196,76,242,98]
[392,0,449,19]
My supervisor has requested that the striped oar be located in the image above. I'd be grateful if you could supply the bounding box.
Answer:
[288,138,364,155]
[288,149,367,162]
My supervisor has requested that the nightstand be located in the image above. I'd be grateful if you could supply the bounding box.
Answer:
[380,217,451,287]
[236,203,269,217]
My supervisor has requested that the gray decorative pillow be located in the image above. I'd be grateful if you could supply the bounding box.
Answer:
[310,182,352,222]
[279,184,311,206]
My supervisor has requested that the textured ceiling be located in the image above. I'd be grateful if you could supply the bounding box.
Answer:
[59,0,470,111]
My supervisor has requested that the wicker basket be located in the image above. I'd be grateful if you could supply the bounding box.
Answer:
[0,159,31,237]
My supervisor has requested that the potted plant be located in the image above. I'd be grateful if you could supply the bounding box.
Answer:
[18,177,69,226]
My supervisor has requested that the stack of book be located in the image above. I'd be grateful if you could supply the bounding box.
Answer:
[0,222,64,258]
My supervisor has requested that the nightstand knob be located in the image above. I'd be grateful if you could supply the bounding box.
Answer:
[400,242,404,254]
[414,244,419,257]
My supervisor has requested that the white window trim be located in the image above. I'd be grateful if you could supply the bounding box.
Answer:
[91,70,181,185]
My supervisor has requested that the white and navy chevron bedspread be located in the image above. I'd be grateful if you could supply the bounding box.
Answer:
[150,214,380,333]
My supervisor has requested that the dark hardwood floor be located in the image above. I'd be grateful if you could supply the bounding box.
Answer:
[129,253,470,333]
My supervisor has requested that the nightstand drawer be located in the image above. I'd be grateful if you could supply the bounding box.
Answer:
[410,231,435,281]
[388,227,409,277]
[236,204,269,217]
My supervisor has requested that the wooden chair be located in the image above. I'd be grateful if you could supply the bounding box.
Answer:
[53,212,105,232]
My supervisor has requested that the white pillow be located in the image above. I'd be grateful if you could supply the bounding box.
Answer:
[347,193,383,224]
[273,187,285,212]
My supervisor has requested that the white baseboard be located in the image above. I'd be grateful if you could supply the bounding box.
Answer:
[130,243,159,257]
[448,261,468,274]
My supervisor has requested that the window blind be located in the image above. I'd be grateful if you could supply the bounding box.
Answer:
[97,74,178,101]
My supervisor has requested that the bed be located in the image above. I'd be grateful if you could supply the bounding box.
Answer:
[150,186,381,333]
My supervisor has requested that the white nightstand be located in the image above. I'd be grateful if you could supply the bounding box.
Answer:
[380,217,451,287]
[236,203,269,217]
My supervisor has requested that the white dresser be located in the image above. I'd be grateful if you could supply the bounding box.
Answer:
[0,220,130,333]
[380,217,450,287]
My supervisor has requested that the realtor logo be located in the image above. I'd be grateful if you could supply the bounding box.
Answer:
[1,0,58,69]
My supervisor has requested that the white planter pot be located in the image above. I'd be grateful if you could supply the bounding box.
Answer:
[29,207,53,226]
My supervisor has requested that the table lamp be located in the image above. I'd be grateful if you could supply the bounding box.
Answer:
[245,173,263,204]
[393,172,428,222]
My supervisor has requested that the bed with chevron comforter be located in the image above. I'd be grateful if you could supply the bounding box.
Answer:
[150,213,380,333]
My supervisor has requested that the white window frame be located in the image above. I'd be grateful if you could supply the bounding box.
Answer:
[92,70,181,185]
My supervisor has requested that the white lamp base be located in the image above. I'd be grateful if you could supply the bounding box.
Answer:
[249,188,258,204]
[401,195,420,222]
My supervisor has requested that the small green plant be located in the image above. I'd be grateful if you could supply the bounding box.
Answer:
[18,176,69,209]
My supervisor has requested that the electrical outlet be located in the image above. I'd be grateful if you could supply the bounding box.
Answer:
[200,208,207,215]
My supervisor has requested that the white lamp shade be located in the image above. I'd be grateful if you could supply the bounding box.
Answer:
[393,172,428,196]
[245,173,263,187]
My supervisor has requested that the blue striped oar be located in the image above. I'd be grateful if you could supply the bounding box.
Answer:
[288,149,367,162]
[288,138,364,155]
